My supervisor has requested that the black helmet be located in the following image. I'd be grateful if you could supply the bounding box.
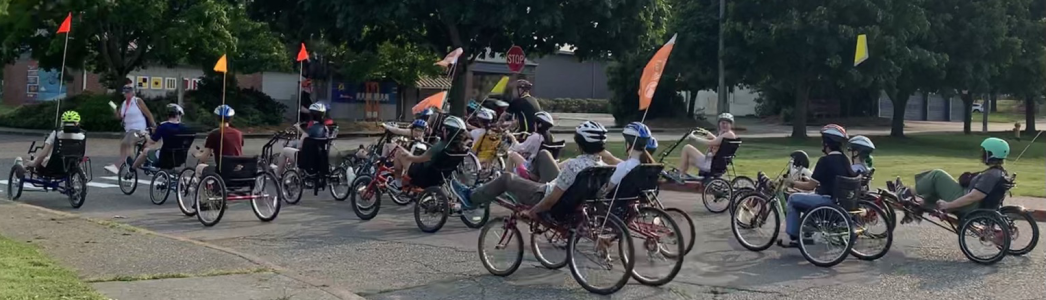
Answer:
[515,79,533,91]
[790,150,810,169]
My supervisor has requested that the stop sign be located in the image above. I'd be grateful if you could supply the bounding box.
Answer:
[506,46,526,73]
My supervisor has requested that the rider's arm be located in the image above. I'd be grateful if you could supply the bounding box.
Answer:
[383,124,413,137]
[194,148,213,162]
[943,170,1004,209]
[599,150,622,165]
[531,186,566,213]
[510,133,541,153]
[137,98,156,128]
[943,190,987,210]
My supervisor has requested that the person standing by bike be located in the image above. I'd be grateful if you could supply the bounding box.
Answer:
[105,85,156,174]
[498,80,542,134]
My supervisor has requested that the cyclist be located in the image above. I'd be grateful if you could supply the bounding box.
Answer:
[469,108,501,166]
[17,111,86,171]
[498,80,542,134]
[646,137,658,155]
[600,122,655,196]
[127,104,188,171]
[275,103,332,176]
[106,85,157,175]
[388,116,470,192]
[505,111,554,180]
[847,135,875,175]
[901,138,1011,219]
[192,105,244,177]
[453,121,609,219]
[778,124,854,248]
[663,113,737,182]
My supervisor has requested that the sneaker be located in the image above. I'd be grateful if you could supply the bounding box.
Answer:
[125,157,135,172]
[388,179,403,193]
[104,164,120,175]
[661,169,685,184]
[451,180,473,209]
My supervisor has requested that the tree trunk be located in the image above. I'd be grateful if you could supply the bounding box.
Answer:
[961,92,973,134]
[888,90,911,137]
[990,92,998,112]
[686,91,696,119]
[1025,96,1037,133]
[448,60,469,117]
[792,83,809,139]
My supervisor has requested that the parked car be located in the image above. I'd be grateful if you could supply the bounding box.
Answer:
[972,103,984,113]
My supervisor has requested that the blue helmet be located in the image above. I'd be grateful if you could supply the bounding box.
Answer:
[622,122,651,151]
[411,119,428,129]
[467,100,480,111]
[213,105,235,118]
[415,107,435,120]
[646,137,658,153]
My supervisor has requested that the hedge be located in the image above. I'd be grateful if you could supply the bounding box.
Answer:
[537,98,610,113]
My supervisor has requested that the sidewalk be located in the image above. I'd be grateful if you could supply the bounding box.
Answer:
[0,200,363,300]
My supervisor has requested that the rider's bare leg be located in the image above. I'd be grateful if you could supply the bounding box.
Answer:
[392,148,410,180]
[678,144,704,176]
[276,147,298,175]
[507,152,526,171]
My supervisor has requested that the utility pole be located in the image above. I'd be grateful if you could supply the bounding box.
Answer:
[717,0,729,115]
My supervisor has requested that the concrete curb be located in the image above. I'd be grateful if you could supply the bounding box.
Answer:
[1,199,365,300]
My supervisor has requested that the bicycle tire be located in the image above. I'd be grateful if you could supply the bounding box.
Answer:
[567,213,634,295]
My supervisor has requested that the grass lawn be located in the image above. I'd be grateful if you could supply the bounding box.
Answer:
[562,132,1046,197]
[0,235,105,300]
[980,112,1025,124]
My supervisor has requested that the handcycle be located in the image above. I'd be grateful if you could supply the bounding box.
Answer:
[191,154,284,227]
[655,128,753,213]
[882,172,1037,264]
[115,131,196,205]
[279,137,353,204]
[478,166,636,295]
[7,131,89,209]
[730,161,893,267]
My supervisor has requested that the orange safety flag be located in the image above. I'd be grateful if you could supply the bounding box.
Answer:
[413,91,447,114]
[435,48,463,68]
[638,34,677,111]
[214,54,228,73]
[297,43,309,62]
[57,13,72,34]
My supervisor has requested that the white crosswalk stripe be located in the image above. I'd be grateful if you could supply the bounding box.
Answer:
[0,177,144,193]
[100,176,153,186]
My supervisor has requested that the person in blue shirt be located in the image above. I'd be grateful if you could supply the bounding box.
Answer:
[128,104,187,171]
[276,103,332,175]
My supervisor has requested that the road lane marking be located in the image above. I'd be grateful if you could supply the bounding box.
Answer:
[100,176,153,186]
[0,180,42,190]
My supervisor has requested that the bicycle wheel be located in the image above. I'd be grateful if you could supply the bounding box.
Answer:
[455,152,481,186]
[478,217,523,276]
[149,171,172,205]
[729,187,757,217]
[701,177,732,213]
[350,175,381,220]
[568,213,634,295]
[251,172,282,222]
[118,163,138,195]
[531,225,569,269]
[628,207,684,286]
[875,192,899,231]
[460,202,490,228]
[7,166,23,200]
[959,211,1010,265]
[849,201,893,261]
[67,168,88,209]
[329,166,352,201]
[1001,208,1039,256]
[798,205,855,267]
[731,176,756,190]
[281,169,304,205]
[730,193,780,251]
[414,186,450,233]
[177,168,197,217]
[195,174,227,227]
[663,207,696,255]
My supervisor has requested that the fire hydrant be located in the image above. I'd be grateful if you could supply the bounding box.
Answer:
[1013,122,1022,141]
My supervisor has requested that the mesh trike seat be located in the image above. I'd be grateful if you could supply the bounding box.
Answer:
[697,138,741,178]
[298,137,332,176]
[548,166,616,221]
[154,133,196,170]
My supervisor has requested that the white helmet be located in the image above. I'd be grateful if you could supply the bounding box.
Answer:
[718,113,734,123]
[575,120,607,143]
[214,105,235,117]
[535,111,554,126]
[309,103,327,112]
[476,108,495,121]
[442,115,467,134]
[849,135,875,153]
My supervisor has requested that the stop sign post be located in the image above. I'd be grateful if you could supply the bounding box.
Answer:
[506,46,526,73]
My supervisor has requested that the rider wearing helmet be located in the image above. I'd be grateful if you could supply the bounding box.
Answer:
[193,105,244,177]
[470,108,501,165]
[275,103,333,175]
[458,120,609,219]
[390,116,471,191]
[129,104,188,171]
[847,135,875,175]
[666,112,738,182]
[499,79,542,134]
[779,124,855,248]
[23,111,86,169]
[645,137,659,154]
[506,111,555,180]
[601,122,656,196]
[906,137,1011,216]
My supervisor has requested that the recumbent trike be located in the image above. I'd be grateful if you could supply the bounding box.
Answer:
[8,129,90,209]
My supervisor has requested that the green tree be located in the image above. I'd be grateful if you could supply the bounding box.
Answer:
[314,0,671,116]
[606,47,686,125]
[665,0,724,118]
[1,0,286,89]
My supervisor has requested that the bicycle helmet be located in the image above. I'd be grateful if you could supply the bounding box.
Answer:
[646,137,659,153]
[442,116,467,138]
[515,79,533,91]
[848,135,875,155]
[214,105,235,117]
[574,120,608,154]
[415,107,435,120]
[718,113,735,123]
[789,150,810,169]
[622,122,651,151]
[534,111,554,126]
[61,111,81,123]
[980,137,1010,162]
[468,100,480,111]
[308,102,327,112]
[820,124,848,151]
[166,103,184,116]
[411,119,428,129]
[476,108,495,121]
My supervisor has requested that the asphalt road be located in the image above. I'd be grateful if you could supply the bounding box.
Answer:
[0,134,1043,299]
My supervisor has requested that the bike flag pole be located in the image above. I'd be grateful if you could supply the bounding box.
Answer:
[1014,129,1044,162]
[637,34,677,124]
[54,12,73,128]
[295,43,309,130]
[214,54,228,169]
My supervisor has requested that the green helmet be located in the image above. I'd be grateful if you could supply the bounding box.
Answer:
[980,137,1009,161]
[61,111,81,123]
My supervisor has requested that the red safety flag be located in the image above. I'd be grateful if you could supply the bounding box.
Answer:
[296,43,309,62]
[57,13,72,34]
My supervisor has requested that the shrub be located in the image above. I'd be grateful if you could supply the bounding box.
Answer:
[537,98,610,113]
[0,92,123,131]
